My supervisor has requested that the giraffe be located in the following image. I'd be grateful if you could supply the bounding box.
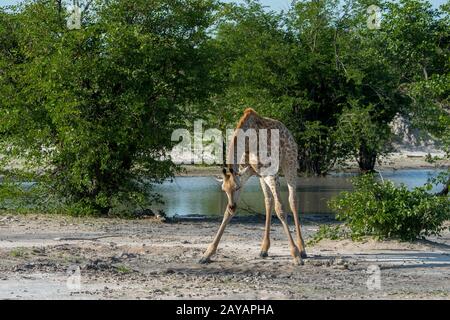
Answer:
[199,108,307,265]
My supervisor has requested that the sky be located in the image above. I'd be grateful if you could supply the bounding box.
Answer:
[0,0,448,11]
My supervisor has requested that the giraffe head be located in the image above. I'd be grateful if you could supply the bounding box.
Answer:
[219,167,241,213]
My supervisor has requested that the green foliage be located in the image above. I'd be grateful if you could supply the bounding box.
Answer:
[0,0,217,215]
[296,121,341,175]
[329,174,450,241]
[307,224,349,245]
[115,265,132,274]
[10,248,28,258]
[335,103,393,171]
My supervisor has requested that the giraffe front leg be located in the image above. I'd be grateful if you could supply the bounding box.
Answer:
[259,178,272,258]
[198,246,215,264]
[259,206,271,258]
[199,210,234,264]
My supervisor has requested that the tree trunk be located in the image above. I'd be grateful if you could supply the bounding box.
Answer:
[222,139,227,167]
[358,144,377,173]
[437,177,449,196]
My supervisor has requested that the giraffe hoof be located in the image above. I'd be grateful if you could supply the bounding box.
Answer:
[198,257,212,264]
[300,251,307,259]
[293,256,304,266]
[259,251,269,258]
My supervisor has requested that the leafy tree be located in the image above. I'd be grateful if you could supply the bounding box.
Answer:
[398,0,450,194]
[283,0,350,174]
[0,0,217,215]
[208,0,349,175]
[308,0,448,172]
[336,103,393,172]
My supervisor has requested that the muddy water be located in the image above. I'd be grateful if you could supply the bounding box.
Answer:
[153,169,444,217]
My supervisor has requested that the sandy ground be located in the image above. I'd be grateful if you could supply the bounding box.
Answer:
[0,213,449,300]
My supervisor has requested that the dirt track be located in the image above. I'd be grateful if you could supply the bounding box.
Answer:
[0,213,449,300]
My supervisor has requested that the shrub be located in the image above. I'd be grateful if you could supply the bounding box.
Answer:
[307,224,349,245]
[329,174,450,241]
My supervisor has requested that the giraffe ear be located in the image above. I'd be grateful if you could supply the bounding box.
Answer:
[222,168,227,177]
[229,167,234,175]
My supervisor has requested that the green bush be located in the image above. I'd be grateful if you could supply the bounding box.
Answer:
[307,224,349,245]
[329,174,450,241]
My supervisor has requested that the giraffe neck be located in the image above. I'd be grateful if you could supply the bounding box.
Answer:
[226,136,239,172]
[226,114,255,170]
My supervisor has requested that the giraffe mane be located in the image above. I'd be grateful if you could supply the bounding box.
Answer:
[236,108,258,129]
[226,108,260,171]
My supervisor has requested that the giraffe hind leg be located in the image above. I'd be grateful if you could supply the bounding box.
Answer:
[264,175,303,265]
[284,165,307,258]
